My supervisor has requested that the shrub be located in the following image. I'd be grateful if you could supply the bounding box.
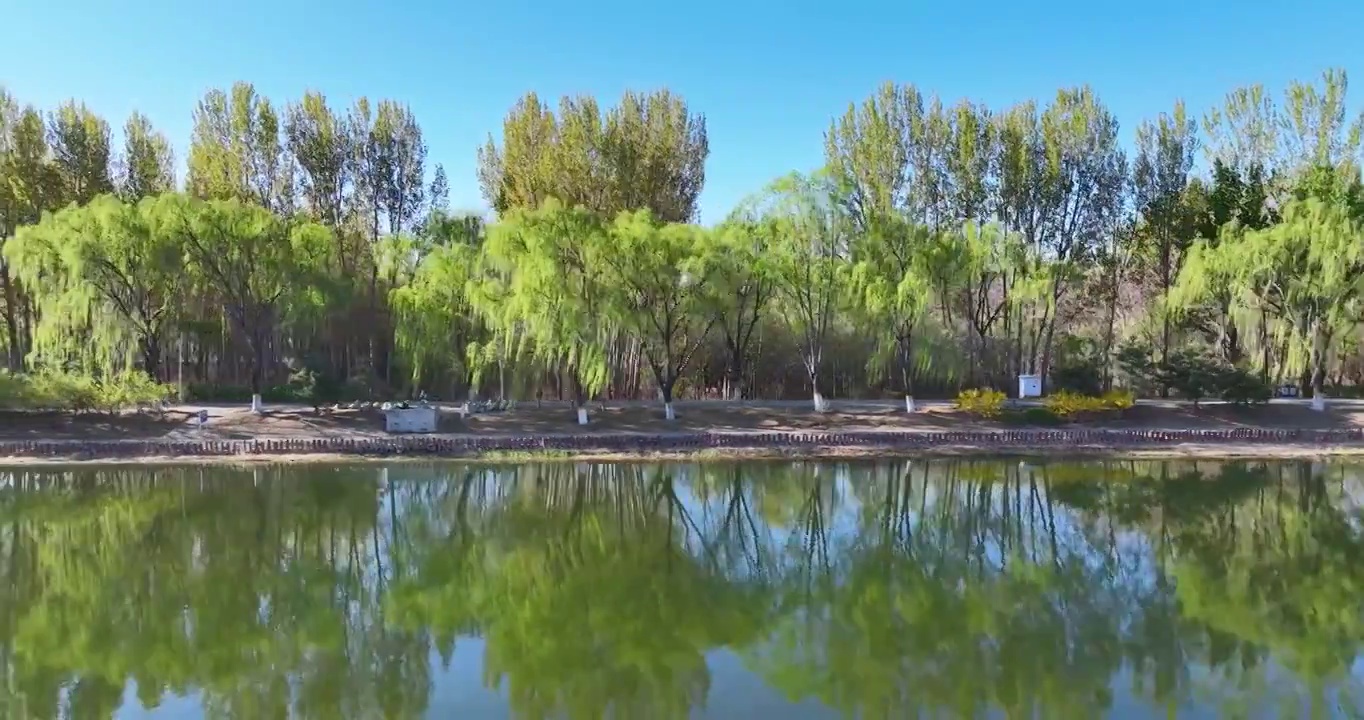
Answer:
[0,371,33,408]
[1116,339,1160,396]
[1101,389,1135,410]
[1043,389,1136,418]
[0,371,173,413]
[1218,366,1272,405]
[27,372,100,412]
[1044,390,1099,417]
[956,388,1006,418]
[1007,406,1065,426]
[1158,349,1226,406]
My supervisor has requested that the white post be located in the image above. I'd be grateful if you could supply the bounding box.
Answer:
[577,407,589,425]
[905,395,916,413]
[664,402,676,420]
[177,333,184,402]
[251,394,263,414]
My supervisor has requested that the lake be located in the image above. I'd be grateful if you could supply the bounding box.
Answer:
[0,458,1361,719]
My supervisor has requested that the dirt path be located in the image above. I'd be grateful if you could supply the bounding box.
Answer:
[3,401,1364,464]
[3,400,1364,442]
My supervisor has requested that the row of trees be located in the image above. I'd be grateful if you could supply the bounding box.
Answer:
[2,459,1361,717]
[3,71,1363,414]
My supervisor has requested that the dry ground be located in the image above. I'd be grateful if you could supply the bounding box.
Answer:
[2,400,1362,442]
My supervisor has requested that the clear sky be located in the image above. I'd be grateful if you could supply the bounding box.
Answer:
[6,0,1363,224]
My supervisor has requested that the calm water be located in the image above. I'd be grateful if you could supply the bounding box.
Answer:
[1,459,1362,719]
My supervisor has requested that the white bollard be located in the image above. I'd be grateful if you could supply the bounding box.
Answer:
[577,407,589,425]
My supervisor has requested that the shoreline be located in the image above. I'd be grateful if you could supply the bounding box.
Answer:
[2,428,1364,465]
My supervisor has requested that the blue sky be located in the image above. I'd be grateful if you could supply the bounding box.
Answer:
[6,0,1363,224]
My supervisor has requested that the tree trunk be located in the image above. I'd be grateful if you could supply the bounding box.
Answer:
[141,333,162,380]
[248,329,267,413]
[0,266,22,371]
[1309,324,1328,411]
[572,373,589,425]
[660,377,677,420]
[808,364,827,412]
[898,331,916,412]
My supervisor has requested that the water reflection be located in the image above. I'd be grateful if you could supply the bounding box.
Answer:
[0,459,1362,718]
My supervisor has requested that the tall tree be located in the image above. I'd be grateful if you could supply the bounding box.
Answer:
[0,104,60,370]
[171,194,331,407]
[187,82,293,213]
[1032,87,1127,380]
[699,219,774,400]
[285,92,352,229]
[757,172,849,411]
[599,211,713,418]
[1133,100,1199,374]
[118,112,175,201]
[468,200,612,423]
[47,100,113,206]
[478,89,708,221]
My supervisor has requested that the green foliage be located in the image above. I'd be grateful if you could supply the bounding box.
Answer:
[1218,365,1273,405]
[1158,349,1225,404]
[0,370,173,412]
[8,69,1364,411]
[1043,389,1135,418]
[955,388,1005,417]
[467,200,613,404]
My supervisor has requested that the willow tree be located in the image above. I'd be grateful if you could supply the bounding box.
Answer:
[753,172,850,412]
[4,195,185,376]
[699,219,775,400]
[844,214,930,409]
[1174,193,1364,406]
[599,211,713,419]
[468,200,612,424]
[171,194,332,410]
[1,101,63,370]
[389,241,481,396]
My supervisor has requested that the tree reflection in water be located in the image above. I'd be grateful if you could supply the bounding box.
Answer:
[0,458,1361,718]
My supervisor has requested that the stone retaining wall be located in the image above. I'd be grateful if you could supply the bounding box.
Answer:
[0,428,1361,460]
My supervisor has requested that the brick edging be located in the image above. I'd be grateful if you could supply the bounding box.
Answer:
[0,428,1359,460]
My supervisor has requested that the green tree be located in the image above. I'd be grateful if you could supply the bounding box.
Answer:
[4,195,186,375]
[599,211,713,418]
[116,112,174,201]
[752,172,850,411]
[468,200,612,423]
[478,89,708,222]
[698,219,775,400]
[47,100,114,206]
[187,82,293,213]
[172,194,332,406]
[1176,192,1364,403]
[1133,100,1199,376]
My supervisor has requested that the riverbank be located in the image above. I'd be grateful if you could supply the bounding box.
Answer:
[2,427,1364,464]
[3,442,1364,466]
[3,401,1364,464]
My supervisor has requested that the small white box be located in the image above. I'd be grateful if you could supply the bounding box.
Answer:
[384,407,438,433]
[1018,374,1042,399]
